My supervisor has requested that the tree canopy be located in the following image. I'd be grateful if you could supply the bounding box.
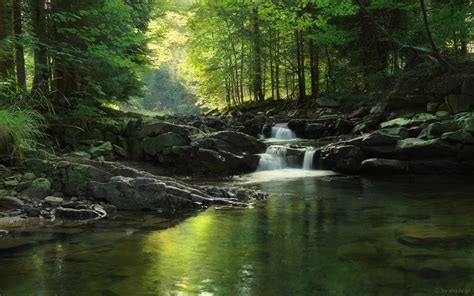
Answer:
[0,0,473,112]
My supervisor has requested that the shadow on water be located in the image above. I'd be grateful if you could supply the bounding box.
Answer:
[0,173,474,295]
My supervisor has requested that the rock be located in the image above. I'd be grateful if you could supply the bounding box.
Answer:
[89,141,113,159]
[25,207,41,217]
[22,178,51,198]
[386,94,435,110]
[445,94,474,114]
[461,77,474,96]
[44,196,64,207]
[102,204,117,216]
[361,131,401,146]
[55,207,106,220]
[139,121,198,138]
[316,97,340,108]
[89,176,194,210]
[61,162,112,196]
[395,138,456,159]
[142,132,189,157]
[418,120,460,139]
[191,149,259,176]
[380,118,412,129]
[112,144,129,158]
[287,119,307,137]
[335,118,353,134]
[4,177,19,187]
[441,130,474,144]
[305,123,324,138]
[319,145,365,173]
[0,196,24,209]
[427,102,439,113]
[201,131,266,154]
[64,151,91,159]
[361,158,408,173]
[435,111,450,120]
[381,127,410,139]
[409,159,462,174]
[22,172,36,181]
[411,113,439,125]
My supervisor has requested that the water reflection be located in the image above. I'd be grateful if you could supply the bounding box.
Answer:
[0,175,473,295]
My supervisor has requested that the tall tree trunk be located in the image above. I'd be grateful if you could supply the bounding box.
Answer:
[31,0,49,96]
[275,32,281,100]
[252,5,264,102]
[419,0,451,71]
[309,38,319,99]
[13,0,26,89]
[295,30,306,101]
[0,0,14,79]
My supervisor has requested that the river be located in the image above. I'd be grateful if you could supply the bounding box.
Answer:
[0,172,473,295]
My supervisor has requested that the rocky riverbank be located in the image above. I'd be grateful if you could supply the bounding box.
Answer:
[0,149,267,230]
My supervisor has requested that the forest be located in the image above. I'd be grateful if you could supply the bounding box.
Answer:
[0,0,474,295]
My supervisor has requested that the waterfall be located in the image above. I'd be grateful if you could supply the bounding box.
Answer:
[257,146,299,171]
[270,123,297,140]
[302,149,316,170]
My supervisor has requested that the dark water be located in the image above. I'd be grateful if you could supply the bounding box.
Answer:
[1,173,474,295]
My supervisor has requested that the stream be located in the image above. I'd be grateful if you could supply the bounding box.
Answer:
[0,126,474,295]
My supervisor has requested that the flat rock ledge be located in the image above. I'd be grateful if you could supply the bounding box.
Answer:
[21,151,267,216]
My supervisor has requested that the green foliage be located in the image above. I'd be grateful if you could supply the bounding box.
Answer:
[0,107,43,164]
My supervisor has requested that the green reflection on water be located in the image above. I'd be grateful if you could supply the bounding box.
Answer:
[0,175,474,295]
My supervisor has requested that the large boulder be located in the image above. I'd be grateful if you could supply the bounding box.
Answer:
[0,196,24,209]
[139,121,199,138]
[55,207,106,220]
[361,158,408,173]
[89,141,113,159]
[287,119,307,137]
[461,77,474,97]
[441,130,474,144]
[319,145,365,173]
[142,132,189,157]
[418,120,460,139]
[445,94,474,114]
[198,131,267,154]
[89,176,242,211]
[190,149,259,176]
[395,138,457,159]
[305,123,324,139]
[361,130,401,146]
[385,94,435,110]
[22,178,51,198]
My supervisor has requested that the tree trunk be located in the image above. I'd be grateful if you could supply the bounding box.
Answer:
[0,0,14,79]
[31,0,49,96]
[419,0,451,71]
[13,0,26,89]
[252,5,264,102]
[295,30,306,101]
[309,38,319,99]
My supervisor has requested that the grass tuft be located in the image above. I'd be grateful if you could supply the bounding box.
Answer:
[0,108,44,164]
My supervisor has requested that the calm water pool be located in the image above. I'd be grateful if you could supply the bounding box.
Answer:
[1,173,474,295]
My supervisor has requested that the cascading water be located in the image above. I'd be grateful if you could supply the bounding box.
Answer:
[257,146,299,171]
[257,146,317,171]
[269,123,297,140]
[302,149,316,170]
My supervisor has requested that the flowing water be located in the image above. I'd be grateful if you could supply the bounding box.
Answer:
[263,123,298,142]
[1,173,474,295]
